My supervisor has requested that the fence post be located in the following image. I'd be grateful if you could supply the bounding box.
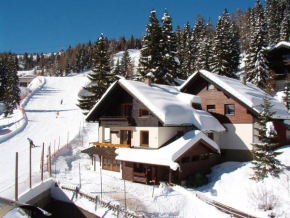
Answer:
[58,136,60,151]
[41,143,44,182]
[95,195,98,211]
[116,205,120,218]
[15,152,18,201]
[49,146,52,178]
[29,143,32,189]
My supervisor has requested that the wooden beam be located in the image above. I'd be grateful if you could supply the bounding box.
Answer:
[92,142,130,148]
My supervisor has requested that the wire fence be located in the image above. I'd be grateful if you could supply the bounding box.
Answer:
[61,184,144,218]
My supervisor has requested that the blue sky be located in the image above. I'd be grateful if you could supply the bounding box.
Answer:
[0,0,258,54]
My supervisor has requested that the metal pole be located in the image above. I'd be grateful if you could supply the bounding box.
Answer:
[49,146,52,178]
[41,143,44,182]
[15,152,18,201]
[67,132,69,148]
[100,156,102,199]
[29,143,31,189]
[79,162,81,187]
[58,136,60,151]
[124,179,126,210]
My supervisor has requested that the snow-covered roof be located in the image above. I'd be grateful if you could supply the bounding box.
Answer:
[118,79,225,131]
[268,41,290,52]
[116,130,220,171]
[180,70,290,120]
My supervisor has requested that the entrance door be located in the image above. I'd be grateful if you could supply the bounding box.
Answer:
[120,130,132,146]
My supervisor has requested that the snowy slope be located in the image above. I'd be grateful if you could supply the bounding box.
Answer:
[0,74,89,196]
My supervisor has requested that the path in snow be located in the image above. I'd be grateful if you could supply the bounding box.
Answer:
[0,75,88,197]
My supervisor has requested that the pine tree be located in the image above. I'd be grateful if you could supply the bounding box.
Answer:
[283,75,290,110]
[265,0,280,46]
[55,54,62,77]
[120,49,132,79]
[114,59,121,75]
[0,58,7,102]
[280,8,290,41]
[251,95,283,181]
[3,55,20,117]
[77,34,114,115]
[246,0,268,89]
[209,9,236,77]
[137,9,163,83]
[180,22,192,78]
[160,9,179,84]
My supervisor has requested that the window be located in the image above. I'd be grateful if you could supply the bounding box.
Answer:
[134,163,145,173]
[120,130,132,145]
[102,156,120,172]
[207,105,215,111]
[192,103,202,110]
[140,131,149,147]
[200,153,209,160]
[208,132,214,140]
[121,103,132,117]
[104,127,111,143]
[181,156,190,163]
[225,104,235,115]
[191,155,199,162]
[139,109,149,117]
[207,82,215,90]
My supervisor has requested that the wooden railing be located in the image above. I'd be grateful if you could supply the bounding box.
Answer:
[91,142,130,148]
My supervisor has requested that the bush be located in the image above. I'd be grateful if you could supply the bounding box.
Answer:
[187,172,208,187]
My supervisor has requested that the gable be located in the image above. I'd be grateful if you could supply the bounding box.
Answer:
[181,74,255,124]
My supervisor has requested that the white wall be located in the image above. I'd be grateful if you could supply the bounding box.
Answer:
[217,123,254,150]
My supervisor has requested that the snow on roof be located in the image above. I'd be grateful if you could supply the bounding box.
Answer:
[116,130,220,171]
[268,41,290,51]
[180,70,290,119]
[119,79,225,131]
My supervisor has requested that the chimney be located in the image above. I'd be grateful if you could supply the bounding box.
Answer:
[144,72,153,86]
[241,76,246,85]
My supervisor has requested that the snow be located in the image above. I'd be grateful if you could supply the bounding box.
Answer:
[116,130,220,171]
[180,70,290,119]
[268,41,290,51]
[17,70,35,77]
[112,49,140,74]
[119,79,226,131]
[1,71,290,217]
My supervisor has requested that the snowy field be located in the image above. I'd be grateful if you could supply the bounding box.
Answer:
[1,72,290,217]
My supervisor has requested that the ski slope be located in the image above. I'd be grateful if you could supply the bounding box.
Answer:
[0,74,89,196]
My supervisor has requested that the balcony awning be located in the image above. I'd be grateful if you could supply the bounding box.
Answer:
[81,146,117,156]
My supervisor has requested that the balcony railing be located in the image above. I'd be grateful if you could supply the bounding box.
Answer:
[100,116,133,126]
[91,142,130,148]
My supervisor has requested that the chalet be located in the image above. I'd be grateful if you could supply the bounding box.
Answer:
[267,41,290,91]
[179,70,290,162]
[82,75,225,185]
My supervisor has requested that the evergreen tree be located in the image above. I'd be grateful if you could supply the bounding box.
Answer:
[246,0,268,89]
[251,95,283,181]
[55,54,62,77]
[180,22,192,78]
[137,9,163,83]
[283,75,290,110]
[160,9,179,84]
[3,55,20,117]
[209,9,237,77]
[265,0,280,45]
[77,34,114,114]
[280,8,290,41]
[120,49,132,78]
[175,25,183,71]
[0,58,7,102]
[113,59,121,75]
[190,15,205,71]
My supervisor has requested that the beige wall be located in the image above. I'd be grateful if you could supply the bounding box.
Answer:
[217,123,254,150]
[98,126,191,148]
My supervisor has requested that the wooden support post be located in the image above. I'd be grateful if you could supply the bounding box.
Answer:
[54,140,56,156]
[15,152,18,201]
[49,146,52,178]
[29,143,32,189]
[41,143,44,182]
[169,168,172,184]
[124,179,127,210]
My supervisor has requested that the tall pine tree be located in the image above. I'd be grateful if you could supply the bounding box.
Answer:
[3,54,20,117]
[251,95,283,181]
[77,34,114,114]
[137,10,163,83]
[0,58,7,102]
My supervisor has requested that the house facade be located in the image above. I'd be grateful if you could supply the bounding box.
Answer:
[267,41,290,91]
[82,77,225,185]
[179,70,290,162]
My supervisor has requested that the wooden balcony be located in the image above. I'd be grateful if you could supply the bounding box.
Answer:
[92,142,130,148]
[100,116,134,126]
[133,172,147,184]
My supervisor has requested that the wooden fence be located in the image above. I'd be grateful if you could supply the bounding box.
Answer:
[61,185,144,218]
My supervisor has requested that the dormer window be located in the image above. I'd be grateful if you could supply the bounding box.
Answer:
[139,109,149,117]
[225,104,235,115]
[192,103,202,110]
[207,82,215,90]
